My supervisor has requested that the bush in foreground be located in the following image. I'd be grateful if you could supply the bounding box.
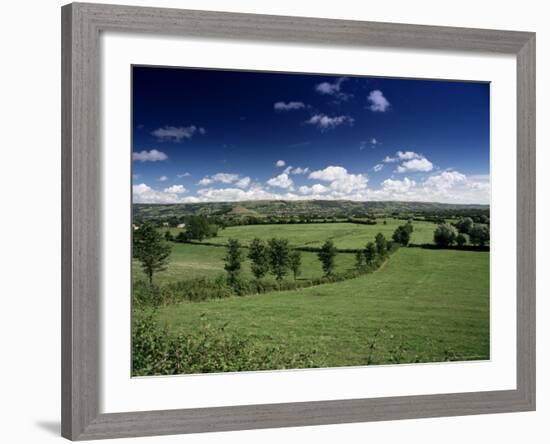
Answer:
[132,311,324,375]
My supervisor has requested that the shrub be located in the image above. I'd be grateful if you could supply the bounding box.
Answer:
[433,223,458,247]
[132,311,325,375]
[469,223,490,246]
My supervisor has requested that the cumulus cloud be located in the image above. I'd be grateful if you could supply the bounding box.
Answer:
[274,101,305,111]
[367,90,390,112]
[198,173,251,189]
[299,184,329,195]
[382,151,434,173]
[308,166,368,194]
[151,125,205,142]
[267,173,294,189]
[306,114,354,131]
[163,184,186,194]
[276,160,286,167]
[159,175,168,182]
[133,183,196,204]
[132,149,168,162]
[396,157,433,173]
[366,171,490,204]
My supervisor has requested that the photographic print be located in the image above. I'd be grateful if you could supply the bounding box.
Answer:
[131,66,490,377]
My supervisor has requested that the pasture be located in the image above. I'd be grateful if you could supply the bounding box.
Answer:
[132,242,357,285]
[166,218,438,249]
[154,248,490,367]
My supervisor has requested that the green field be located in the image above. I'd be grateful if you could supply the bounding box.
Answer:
[164,219,438,250]
[133,242,357,285]
[154,248,490,366]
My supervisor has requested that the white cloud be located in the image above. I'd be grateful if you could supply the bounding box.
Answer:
[366,171,490,204]
[276,160,286,167]
[306,114,354,131]
[159,175,168,182]
[314,77,351,101]
[235,176,251,189]
[308,166,368,194]
[133,183,196,204]
[151,125,204,142]
[371,138,379,145]
[373,164,384,172]
[163,184,186,194]
[176,172,190,178]
[274,101,305,111]
[367,90,390,112]
[198,173,251,188]
[382,177,416,193]
[132,149,168,162]
[299,184,329,195]
[291,167,310,175]
[396,157,434,173]
[266,173,294,189]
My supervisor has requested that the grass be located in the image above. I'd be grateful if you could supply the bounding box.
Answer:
[153,248,490,368]
[133,242,358,285]
[184,219,438,249]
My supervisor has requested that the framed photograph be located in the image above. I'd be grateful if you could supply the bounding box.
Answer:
[62,2,535,440]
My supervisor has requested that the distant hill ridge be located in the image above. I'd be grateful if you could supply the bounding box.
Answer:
[133,200,489,219]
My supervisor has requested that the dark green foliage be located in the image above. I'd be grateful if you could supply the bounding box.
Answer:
[289,250,302,280]
[469,223,490,246]
[268,238,291,281]
[318,240,337,276]
[456,217,474,234]
[224,239,242,284]
[132,311,324,376]
[364,241,377,264]
[164,230,174,242]
[247,237,269,280]
[354,250,365,269]
[175,231,187,243]
[392,222,413,246]
[375,233,388,257]
[433,223,458,247]
[133,221,172,284]
[185,216,218,241]
[456,233,467,247]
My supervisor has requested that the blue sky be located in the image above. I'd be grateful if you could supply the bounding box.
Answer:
[132,66,490,204]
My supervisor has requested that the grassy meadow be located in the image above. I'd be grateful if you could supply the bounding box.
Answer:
[154,248,490,366]
[132,212,490,374]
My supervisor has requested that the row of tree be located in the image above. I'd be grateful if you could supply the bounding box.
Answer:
[433,221,490,247]
[354,233,391,269]
[223,238,303,285]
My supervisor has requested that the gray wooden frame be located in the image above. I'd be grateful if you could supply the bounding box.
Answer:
[61,2,536,440]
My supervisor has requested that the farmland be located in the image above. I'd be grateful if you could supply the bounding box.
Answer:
[132,200,490,374]
[155,248,490,366]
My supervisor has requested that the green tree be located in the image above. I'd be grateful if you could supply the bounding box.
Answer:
[164,230,174,242]
[355,250,365,269]
[248,238,269,280]
[223,239,242,284]
[456,217,474,234]
[456,233,467,247]
[364,242,377,265]
[185,216,217,241]
[289,250,302,280]
[469,223,490,246]
[318,240,337,276]
[392,222,413,246]
[433,223,458,247]
[375,233,388,257]
[268,238,291,281]
[133,221,172,285]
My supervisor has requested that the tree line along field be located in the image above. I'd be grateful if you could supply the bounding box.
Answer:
[155,248,490,366]
[132,219,437,285]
